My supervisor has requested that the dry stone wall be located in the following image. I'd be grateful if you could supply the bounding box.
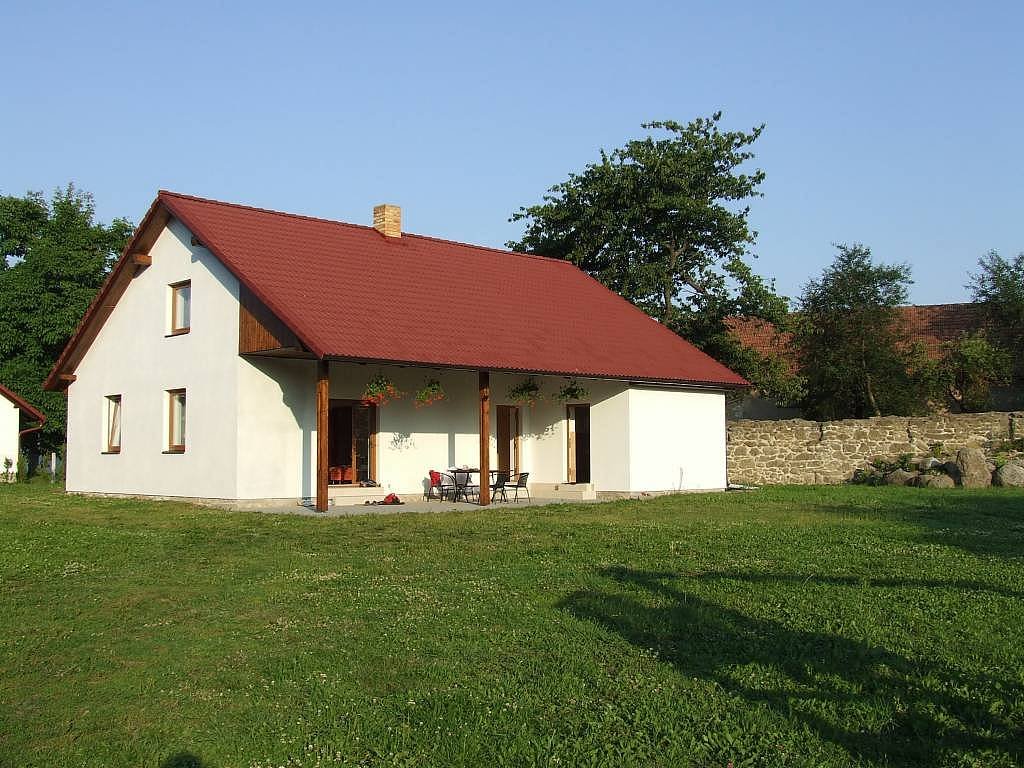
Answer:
[727,412,1022,485]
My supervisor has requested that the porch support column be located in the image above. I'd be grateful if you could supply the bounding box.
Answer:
[478,370,491,506]
[316,359,329,512]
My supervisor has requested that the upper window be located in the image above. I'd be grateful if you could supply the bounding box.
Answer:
[170,281,191,335]
[167,389,186,453]
[105,395,121,453]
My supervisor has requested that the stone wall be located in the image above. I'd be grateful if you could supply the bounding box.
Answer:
[727,411,1023,485]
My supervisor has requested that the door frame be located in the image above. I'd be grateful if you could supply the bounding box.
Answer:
[496,404,521,477]
[566,403,591,483]
[328,398,378,483]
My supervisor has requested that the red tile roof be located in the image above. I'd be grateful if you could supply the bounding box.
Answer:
[727,303,990,366]
[47,192,748,389]
[0,383,45,423]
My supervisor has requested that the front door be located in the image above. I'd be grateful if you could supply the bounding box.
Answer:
[328,400,376,483]
[496,405,520,477]
[567,404,591,483]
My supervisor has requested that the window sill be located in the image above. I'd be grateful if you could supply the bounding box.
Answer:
[163,448,185,454]
[166,328,190,337]
[101,450,121,455]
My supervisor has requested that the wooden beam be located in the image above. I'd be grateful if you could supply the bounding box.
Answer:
[478,370,491,506]
[316,360,330,512]
[131,252,151,266]
[58,374,77,383]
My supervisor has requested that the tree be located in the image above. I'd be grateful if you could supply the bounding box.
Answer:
[0,185,133,456]
[932,332,1012,412]
[795,244,931,420]
[967,250,1024,380]
[508,113,800,403]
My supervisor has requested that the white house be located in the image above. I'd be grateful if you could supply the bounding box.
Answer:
[0,383,45,480]
[45,191,748,510]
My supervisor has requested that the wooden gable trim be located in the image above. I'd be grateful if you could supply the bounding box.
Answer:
[238,283,305,354]
[43,201,170,391]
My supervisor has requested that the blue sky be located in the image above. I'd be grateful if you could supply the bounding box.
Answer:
[3,1,1021,305]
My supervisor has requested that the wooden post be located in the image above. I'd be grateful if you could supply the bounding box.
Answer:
[478,370,491,506]
[316,359,330,512]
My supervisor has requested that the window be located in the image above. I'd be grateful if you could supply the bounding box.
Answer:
[105,395,121,453]
[170,281,191,334]
[167,389,186,452]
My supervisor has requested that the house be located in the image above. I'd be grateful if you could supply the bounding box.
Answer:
[44,191,747,510]
[1,383,45,479]
[726,303,1021,419]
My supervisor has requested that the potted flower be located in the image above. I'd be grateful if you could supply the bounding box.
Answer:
[361,373,402,406]
[553,378,589,402]
[507,376,543,407]
[414,378,446,408]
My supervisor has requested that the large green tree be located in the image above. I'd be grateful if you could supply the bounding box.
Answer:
[508,114,802,405]
[795,244,931,420]
[968,250,1024,383]
[0,185,133,455]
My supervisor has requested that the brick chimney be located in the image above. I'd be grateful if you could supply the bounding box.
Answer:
[373,204,401,238]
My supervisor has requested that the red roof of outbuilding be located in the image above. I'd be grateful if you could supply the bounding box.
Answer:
[47,191,748,389]
[0,383,45,423]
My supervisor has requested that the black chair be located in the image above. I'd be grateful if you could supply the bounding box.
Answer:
[508,472,530,502]
[489,470,511,502]
[453,470,478,502]
[438,472,457,501]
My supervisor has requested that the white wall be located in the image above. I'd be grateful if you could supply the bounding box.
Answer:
[65,218,241,498]
[627,386,727,491]
[1,399,19,478]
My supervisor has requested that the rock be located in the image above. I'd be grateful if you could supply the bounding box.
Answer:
[941,461,962,484]
[956,447,991,488]
[884,469,917,486]
[916,473,955,489]
[919,457,943,470]
[993,462,1024,488]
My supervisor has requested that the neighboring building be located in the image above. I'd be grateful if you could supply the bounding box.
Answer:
[44,191,747,509]
[0,383,45,479]
[726,303,1020,419]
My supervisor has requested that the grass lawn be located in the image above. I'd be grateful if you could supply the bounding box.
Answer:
[1,484,1022,767]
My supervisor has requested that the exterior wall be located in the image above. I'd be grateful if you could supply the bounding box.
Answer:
[65,218,241,498]
[628,387,728,491]
[1,399,19,477]
[728,411,1023,485]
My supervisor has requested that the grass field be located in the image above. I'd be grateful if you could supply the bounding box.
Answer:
[1,483,1022,767]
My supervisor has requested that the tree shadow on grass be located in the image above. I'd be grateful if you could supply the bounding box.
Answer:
[694,570,1024,601]
[559,566,1023,767]
[160,752,208,768]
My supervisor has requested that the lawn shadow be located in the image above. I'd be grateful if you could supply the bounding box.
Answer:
[559,565,1023,766]
[694,570,1024,601]
[160,752,208,768]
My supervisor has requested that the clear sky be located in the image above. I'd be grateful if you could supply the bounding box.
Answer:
[3,1,1021,306]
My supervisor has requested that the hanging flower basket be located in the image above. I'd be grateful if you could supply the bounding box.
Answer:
[507,376,543,407]
[553,378,589,402]
[361,373,402,406]
[414,378,446,408]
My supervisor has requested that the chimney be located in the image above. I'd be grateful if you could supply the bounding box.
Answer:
[373,204,401,238]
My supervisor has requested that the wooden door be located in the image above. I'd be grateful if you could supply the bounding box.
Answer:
[496,405,520,476]
[567,404,591,483]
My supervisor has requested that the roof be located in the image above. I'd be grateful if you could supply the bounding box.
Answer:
[727,303,990,366]
[0,383,45,423]
[47,191,748,389]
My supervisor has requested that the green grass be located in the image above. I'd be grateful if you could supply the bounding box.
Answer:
[1,483,1022,768]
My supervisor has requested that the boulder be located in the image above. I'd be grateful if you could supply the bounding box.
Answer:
[916,473,955,489]
[993,462,1024,488]
[956,447,991,488]
[941,461,962,484]
[919,457,943,471]
[884,469,917,486]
